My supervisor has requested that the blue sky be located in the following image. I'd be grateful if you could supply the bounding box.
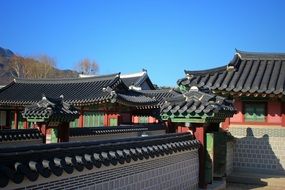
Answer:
[1,0,285,86]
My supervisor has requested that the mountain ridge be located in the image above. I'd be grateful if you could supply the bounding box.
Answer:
[0,46,78,85]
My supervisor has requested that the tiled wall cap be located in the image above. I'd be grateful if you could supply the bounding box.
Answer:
[0,129,42,142]
[0,133,199,188]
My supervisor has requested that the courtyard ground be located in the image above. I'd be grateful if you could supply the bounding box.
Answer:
[225,170,285,190]
[226,183,285,190]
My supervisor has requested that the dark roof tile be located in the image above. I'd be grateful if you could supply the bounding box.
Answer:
[0,129,43,142]
[116,90,158,108]
[161,88,236,121]
[120,71,156,90]
[0,133,199,188]
[179,50,285,96]
[0,74,121,106]
[22,95,79,122]
[139,89,181,106]
[0,73,161,108]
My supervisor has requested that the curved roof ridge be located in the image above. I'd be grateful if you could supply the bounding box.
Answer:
[134,72,148,86]
[140,88,175,93]
[14,73,121,84]
[184,65,227,76]
[236,49,285,60]
[120,70,146,78]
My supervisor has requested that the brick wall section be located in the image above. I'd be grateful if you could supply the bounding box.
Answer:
[7,150,199,190]
[229,125,285,174]
[0,139,43,147]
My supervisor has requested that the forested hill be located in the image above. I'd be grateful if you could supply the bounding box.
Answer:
[0,47,78,85]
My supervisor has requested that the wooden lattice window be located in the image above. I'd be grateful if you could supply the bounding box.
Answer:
[139,116,149,124]
[70,118,79,128]
[83,112,104,127]
[244,102,266,122]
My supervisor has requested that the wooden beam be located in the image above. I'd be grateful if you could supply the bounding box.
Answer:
[23,120,28,129]
[104,113,108,126]
[14,111,18,129]
[79,107,84,128]
[171,117,206,123]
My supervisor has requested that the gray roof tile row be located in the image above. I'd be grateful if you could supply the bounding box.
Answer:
[178,50,285,96]
[0,133,198,188]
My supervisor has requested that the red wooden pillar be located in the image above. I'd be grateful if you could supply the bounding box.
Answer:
[23,120,28,129]
[131,115,134,124]
[104,114,108,126]
[133,116,139,124]
[148,116,156,123]
[192,123,206,188]
[282,103,285,127]
[14,111,18,129]
[79,108,84,128]
[37,123,46,143]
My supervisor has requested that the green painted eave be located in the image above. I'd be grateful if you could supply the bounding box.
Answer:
[25,118,47,122]
[170,117,206,123]
[161,112,231,123]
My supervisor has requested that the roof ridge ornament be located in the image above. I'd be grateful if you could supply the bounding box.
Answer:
[226,65,235,72]
[42,94,47,100]
[235,48,242,58]
[116,72,121,78]
[120,71,146,78]
[189,86,199,92]
[129,85,142,91]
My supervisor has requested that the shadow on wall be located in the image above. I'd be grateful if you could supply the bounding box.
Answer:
[228,127,285,188]
[235,127,284,174]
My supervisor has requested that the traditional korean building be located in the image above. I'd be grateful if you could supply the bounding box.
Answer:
[178,50,285,174]
[22,95,80,143]
[79,69,156,91]
[160,87,236,187]
[0,72,178,130]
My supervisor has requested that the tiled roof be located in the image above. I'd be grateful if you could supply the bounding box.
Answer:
[0,133,199,188]
[140,89,181,106]
[0,73,121,106]
[116,90,158,108]
[0,73,159,108]
[69,125,165,137]
[22,95,79,122]
[0,129,42,142]
[178,50,285,97]
[161,87,236,122]
[120,71,156,90]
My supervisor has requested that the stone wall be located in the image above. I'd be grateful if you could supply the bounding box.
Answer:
[229,125,285,174]
[7,150,199,190]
